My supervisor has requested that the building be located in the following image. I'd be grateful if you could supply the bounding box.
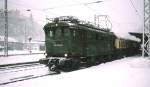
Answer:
[0,36,24,51]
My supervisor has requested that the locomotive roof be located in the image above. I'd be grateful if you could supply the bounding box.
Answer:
[46,22,113,32]
[44,16,114,36]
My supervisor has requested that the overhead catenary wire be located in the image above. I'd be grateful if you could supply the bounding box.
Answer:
[4,0,104,21]
[43,1,103,11]
[3,0,142,28]
[129,0,142,20]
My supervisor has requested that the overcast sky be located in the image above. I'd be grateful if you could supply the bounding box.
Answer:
[0,0,143,39]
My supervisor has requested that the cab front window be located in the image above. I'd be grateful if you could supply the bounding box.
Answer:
[49,30,53,37]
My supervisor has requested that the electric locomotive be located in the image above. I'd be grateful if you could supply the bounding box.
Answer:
[39,16,140,71]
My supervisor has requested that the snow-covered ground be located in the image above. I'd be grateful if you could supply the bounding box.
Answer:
[1,56,150,87]
[0,53,45,65]
[0,50,45,56]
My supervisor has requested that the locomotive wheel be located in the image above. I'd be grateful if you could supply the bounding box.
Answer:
[49,65,57,71]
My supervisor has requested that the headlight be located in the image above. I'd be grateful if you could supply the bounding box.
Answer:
[64,53,68,57]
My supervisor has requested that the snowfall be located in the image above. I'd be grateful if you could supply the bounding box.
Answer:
[0,55,150,87]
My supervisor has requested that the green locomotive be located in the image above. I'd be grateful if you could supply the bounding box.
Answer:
[39,16,140,71]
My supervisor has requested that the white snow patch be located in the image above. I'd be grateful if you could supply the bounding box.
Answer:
[0,50,45,56]
[0,52,45,65]
[2,56,150,87]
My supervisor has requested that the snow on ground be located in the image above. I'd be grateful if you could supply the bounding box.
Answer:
[1,56,150,87]
[0,54,45,65]
[0,50,45,65]
[0,50,45,55]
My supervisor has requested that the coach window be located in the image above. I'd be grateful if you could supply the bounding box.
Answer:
[118,39,121,49]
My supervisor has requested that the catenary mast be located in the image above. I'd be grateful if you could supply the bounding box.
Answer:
[143,0,150,58]
[4,0,8,56]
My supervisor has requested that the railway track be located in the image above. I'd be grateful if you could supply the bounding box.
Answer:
[0,62,40,71]
[0,55,93,86]
[0,52,44,57]
[0,62,59,86]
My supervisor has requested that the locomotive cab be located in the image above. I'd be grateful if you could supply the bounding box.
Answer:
[43,20,81,71]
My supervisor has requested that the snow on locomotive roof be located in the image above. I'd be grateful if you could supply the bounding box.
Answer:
[0,36,19,42]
